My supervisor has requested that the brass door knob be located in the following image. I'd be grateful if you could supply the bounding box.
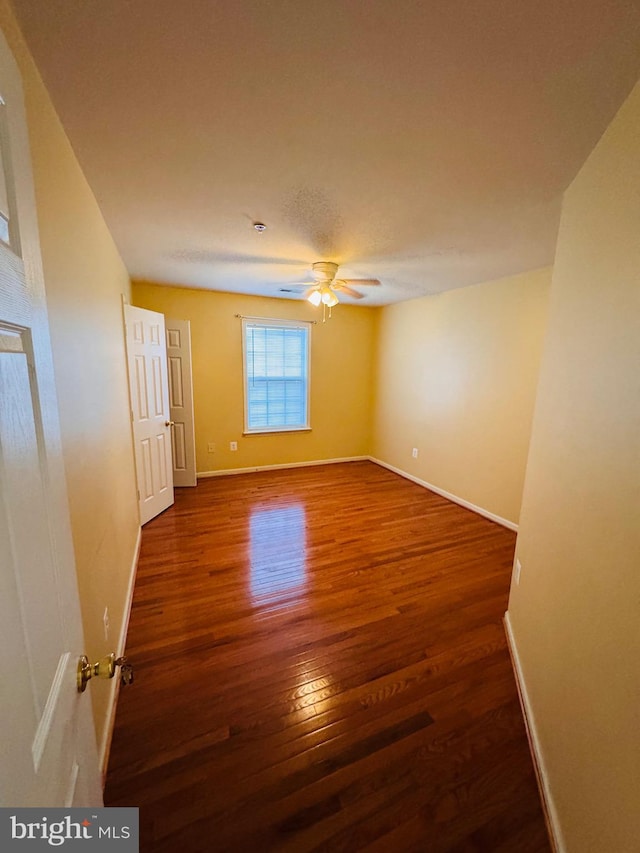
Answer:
[77,653,134,692]
[165,420,175,427]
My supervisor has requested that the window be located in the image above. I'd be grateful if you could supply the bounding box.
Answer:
[242,319,310,433]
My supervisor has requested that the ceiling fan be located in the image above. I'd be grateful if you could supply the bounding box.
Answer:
[288,262,381,307]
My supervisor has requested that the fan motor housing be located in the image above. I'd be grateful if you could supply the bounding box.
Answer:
[311,261,339,282]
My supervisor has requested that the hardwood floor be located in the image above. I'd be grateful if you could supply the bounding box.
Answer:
[104,461,550,852]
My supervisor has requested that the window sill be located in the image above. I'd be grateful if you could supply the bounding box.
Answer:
[243,427,312,436]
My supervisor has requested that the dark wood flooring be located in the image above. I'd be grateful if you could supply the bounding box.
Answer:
[104,461,550,852]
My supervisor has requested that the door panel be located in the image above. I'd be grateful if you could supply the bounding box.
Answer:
[166,317,197,487]
[134,355,148,419]
[172,421,186,470]
[151,355,163,415]
[125,304,174,524]
[0,28,101,806]
[140,438,153,498]
[0,351,64,706]
[156,432,168,489]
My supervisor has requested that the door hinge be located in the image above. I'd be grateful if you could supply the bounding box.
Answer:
[136,489,140,500]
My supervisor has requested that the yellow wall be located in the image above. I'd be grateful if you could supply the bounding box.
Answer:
[372,268,551,525]
[132,283,378,471]
[509,83,640,851]
[0,4,139,754]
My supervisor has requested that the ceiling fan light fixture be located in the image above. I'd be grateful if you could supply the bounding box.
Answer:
[321,287,339,307]
[300,262,379,310]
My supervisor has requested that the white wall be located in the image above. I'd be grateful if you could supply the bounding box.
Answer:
[508,82,640,852]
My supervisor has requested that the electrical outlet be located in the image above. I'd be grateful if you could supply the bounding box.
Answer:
[412,447,419,459]
[103,606,110,641]
[230,441,238,451]
[514,558,522,585]
[207,442,215,453]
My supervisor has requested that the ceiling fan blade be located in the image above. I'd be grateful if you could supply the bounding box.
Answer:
[332,282,365,299]
[340,278,381,287]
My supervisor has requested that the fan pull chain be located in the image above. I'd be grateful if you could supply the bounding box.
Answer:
[321,303,334,323]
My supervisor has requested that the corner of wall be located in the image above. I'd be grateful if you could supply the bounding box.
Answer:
[503,612,565,853]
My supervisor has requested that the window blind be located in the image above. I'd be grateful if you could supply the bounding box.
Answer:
[244,321,310,431]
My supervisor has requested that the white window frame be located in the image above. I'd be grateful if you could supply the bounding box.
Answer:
[242,317,312,435]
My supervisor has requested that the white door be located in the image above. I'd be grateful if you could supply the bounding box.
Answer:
[166,317,197,487]
[124,304,174,525]
[0,30,101,806]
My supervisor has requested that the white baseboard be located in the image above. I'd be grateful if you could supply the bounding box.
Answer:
[504,612,565,853]
[197,455,369,478]
[99,525,141,784]
[368,456,518,532]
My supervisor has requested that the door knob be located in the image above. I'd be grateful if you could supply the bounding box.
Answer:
[77,653,134,692]
[165,420,175,427]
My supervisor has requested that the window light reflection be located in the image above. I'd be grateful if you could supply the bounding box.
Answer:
[249,504,307,606]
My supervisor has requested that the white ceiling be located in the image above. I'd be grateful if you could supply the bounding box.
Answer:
[12,0,640,305]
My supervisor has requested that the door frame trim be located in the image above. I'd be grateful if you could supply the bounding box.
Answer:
[99,525,141,783]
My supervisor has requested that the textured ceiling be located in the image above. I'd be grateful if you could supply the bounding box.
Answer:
[12,0,640,304]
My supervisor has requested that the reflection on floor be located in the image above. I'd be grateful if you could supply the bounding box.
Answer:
[250,504,307,606]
